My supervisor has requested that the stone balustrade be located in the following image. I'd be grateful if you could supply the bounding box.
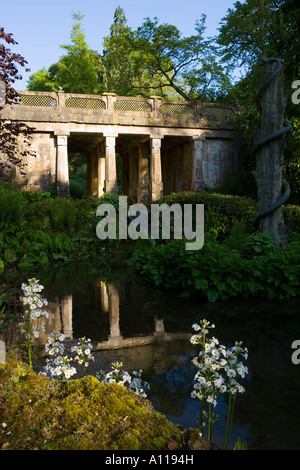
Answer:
[7,91,237,130]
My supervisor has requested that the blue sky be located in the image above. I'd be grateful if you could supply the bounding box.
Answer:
[1,0,243,90]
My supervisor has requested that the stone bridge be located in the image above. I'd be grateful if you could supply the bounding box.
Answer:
[1,90,238,202]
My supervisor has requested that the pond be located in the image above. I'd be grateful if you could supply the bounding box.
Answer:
[3,261,300,450]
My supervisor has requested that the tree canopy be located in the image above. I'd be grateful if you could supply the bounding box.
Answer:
[27,7,231,101]
[28,12,105,94]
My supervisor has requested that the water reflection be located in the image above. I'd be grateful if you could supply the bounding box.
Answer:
[4,262,300,450]
[38,278,192,377]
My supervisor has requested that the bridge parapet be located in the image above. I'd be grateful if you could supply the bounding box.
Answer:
[4,91,237,129]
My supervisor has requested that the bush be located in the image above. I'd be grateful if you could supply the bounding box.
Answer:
[159,191,257,220]
[49,198,79,233]
[158,191,257,239]
[128,236,300,302]
[0,188,28,227]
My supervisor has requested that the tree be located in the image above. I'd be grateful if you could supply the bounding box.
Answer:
[0,27,34,179]
[216,0,300,201]
[28,12,105,94]
[102,6,160,96]
[27,65,60,92]
[133,15,231,101]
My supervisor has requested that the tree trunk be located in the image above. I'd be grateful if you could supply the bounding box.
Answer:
[253,60,288,245]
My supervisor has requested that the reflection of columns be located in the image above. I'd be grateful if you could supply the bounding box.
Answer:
[108,285,120,338]
[150,137,163,202]
[192,138,205,192]
[154,317,165,335]
[61,294,73,339]
[104,136,118,194]
[100,281,109,312]
[56,135,70,197]
[138,142,150,204]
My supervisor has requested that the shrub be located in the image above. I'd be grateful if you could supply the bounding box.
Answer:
[0,188,28,227]
[49,198,79,233]
[159,191,257,220]
[128,237,300,302]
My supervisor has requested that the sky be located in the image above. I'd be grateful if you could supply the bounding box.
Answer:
[1,0,243,91]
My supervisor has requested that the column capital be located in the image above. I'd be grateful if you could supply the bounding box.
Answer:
[56,135,68,146]
[151,137,162,148]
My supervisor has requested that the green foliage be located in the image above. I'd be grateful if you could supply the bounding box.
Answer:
[28,12,105,94]
[133,15,231,100]
[69,180,86,199]
[0,188,28,228]
[234,438,248,450]
[98,193,121,210]
[49,198,78,233]
[0,188,104,268]
[158,191,257,239]
[128,234,300,302]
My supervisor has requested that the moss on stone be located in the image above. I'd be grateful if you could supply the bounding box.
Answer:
[0,358,215,450]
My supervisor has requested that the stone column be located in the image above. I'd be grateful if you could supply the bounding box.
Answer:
[104,136,118,194]
[86,152,92,197]
[192,138,205,192]
[122,152,129,196]
[97,141,105,197]
[92,148,98,197]
[128,147,138,203]
[138,142,150,204]
[56,135,70,197]
[150,137,163,202]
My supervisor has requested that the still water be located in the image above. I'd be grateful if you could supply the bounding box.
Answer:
[8,261,300,450]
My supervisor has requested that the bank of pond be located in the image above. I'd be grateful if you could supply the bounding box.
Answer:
[0,189,300,450]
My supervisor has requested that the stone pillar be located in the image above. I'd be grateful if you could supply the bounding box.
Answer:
[56,135,70,197]
[104,136,118,194]
[122,152,129,196]
[92,148,98,197]
[192,138,205,192]
[138,142,150,204]
[128,147,138,203]
[97,141,105,197]
[150,137,163,201]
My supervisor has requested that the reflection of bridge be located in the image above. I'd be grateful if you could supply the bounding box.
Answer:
[1,90,238,200]
[38,282,190,351]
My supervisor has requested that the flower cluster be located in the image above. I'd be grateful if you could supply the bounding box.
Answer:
[96,362,150,398]
[20,278,49,336]
[190,319,249,447]
[41,334,95,381]
[41,332,77,381]
[71,336,94,374]
[20,278,49,367]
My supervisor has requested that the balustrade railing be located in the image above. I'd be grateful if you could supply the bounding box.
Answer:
[15,91,236,122]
